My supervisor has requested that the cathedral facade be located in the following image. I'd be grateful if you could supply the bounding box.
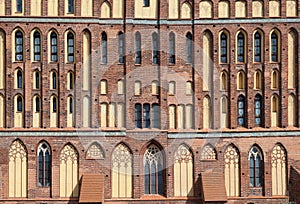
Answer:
[0,0,299,203]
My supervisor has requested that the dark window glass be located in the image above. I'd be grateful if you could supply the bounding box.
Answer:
[152,104,160,128]
[101,32,107,64]
[249,147,263,187]
[38,143,51,187]
[16,0,22,12]
[144,0,150,7]
[69,97,73,113]
[35,97,40,112]
[143,104,150,128]
[34,32,41,61]
[135,104,142,128]
[237,33,244,62]
[35,71,40,89]
[220,33,227,63]
[271,33,278,62]
[135,32,141,64]
[67,33,74,62]
[254,94,262,126]
[68,0,74,13]
[15,31,23,61]
[52,72,57,89]
[51,33,58,62]
[144,161,150,194]
[169,32,175,64]
[118,33,124,63]
[237,95,245,126]
[186,32,192,63]
[52,97,57,112]
[17,96,22,112]
[152,33,159,64]
[17,70,22,88]
[254,32,261,62]
[151,162,156,194]
[157,163,163,194]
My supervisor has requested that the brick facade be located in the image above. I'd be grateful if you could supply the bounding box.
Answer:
[0,0,300,203]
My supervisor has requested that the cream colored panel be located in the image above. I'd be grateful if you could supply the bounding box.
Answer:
[109,103,116,127]
[220,72,227,90]
[81,0,93,16]
[83,96,90,127]
[134,81,141,95]
[134,0,158,18]
[186,82,192,95]
[235,1,246,17]
[181,3,191,19]
[269,0,280,17]
[287,0,297,16]
[48,0,58,16]
[271,71,278,89]
[218,1,229,18]
[100,2,110,18]
[271,145,286,196]
[117,80,124,94]
[174,162,180,196]
[271,96,278,127]
[199,1,212,18]
[187,161,193,196]
[0,95,4,127]
[60,161,66,196]
[203,33,211,90]
[169,105,176,129]
[100,80,107,94]
[83,32,90,91]
[237,72,245,90]
[152,81,158,95]
[50,97,57,127]
[72,162,78,197]
[181,162,187,195]
[14,96,23,128]
[0,0,5,15]
[0,31,4,89]
[169,82,175,95]
[271,112,278,127]
[203,97,211,129]
[100,103,107,127]
[31,0,42,16]
[113,0,123,18]
[9,141,27,197]
[254,71,261,89]
[288,95,296,126]
[224,145,239,196]
[177,105,184,129]
[220,97,228,128]
[185,104,192,129]
[117,103,124,127]
[169,0,179,19]
[288,32,296,88]
[67,97,74,127]
[252,0,263,17]
[112,144,132,198]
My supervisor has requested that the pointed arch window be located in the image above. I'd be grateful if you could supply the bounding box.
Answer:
[51,71,57,89]
[224,145,240,196]
[101,32,107,64]
[237,95,245,126]
[249,146,263,187]
[201,144,217,160]
[50,32,58,62]
[254,94,262,126]
[135,32,141,64]
[34,32,41,61]
[169,32,175,64]
[52,96,57,112]
[34,71,40,89]
[35,96,40,112]
[15,31,23,61]
[254,32,262,62]
[152,33,159,64]
[112,144,132,198]
[38,143,51,187]
[17,70,22,88]
[186,32,192,63]
[271,32,279,62]
[118,32,124,63]
[68,71,74,90]
[237,33,245,62]
[67,33,74,62]
[220,33,228,63]
[144,144,163,195]
[17,95,23,112]
[69,97,73,113]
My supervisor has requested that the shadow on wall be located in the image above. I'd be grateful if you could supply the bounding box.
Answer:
[289,166,300,203]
